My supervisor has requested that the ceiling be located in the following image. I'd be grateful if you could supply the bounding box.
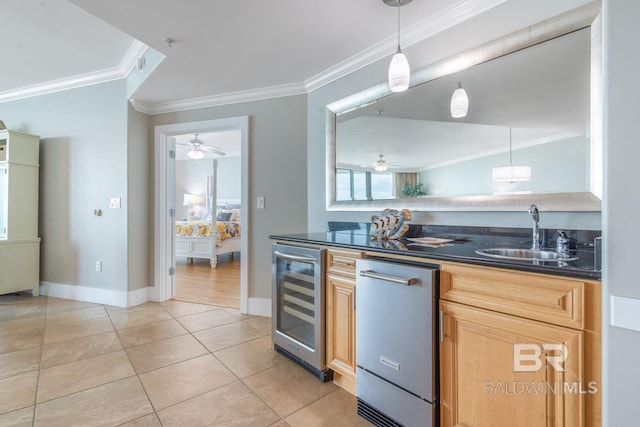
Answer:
[1,0,507,113]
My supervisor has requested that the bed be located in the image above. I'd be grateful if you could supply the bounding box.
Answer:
[174,159,241,268]
[175,208,241,268]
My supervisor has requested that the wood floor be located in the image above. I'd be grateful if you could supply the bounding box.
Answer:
[174,253,240,308]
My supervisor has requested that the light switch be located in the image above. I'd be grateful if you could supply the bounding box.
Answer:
[257,196,265,210]
[107,197,121,209]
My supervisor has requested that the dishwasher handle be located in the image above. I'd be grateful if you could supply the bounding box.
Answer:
[359,270,419,286]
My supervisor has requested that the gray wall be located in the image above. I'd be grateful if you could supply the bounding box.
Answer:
[0,81,132,292]
[216,156,241,201]
[150,95,308,300]
[127,104,152,291]
[307,0,601,232]
[603,0,640,423]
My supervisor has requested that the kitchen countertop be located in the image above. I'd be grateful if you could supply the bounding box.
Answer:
[270,223,601,280]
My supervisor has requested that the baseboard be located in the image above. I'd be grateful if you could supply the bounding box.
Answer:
[39,281,152,308]
[127,286,151,307]
[332,371,356,396]
[247,297,271,317]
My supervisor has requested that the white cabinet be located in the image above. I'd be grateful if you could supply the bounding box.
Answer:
[0,130,40,296]
[0,164,6,238]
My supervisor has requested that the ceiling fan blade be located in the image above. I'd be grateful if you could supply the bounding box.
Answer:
[200,146,226,156]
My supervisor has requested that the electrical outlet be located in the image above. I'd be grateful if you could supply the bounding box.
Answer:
[96,261,102,272]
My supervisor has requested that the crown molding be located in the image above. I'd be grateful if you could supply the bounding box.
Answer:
[0,40,147,104]
[304,0,508,92]
[120,40,149,76]
[132,82,308,115]
[0,67,125,103]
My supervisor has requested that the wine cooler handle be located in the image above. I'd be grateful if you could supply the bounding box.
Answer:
[273,251,317,263]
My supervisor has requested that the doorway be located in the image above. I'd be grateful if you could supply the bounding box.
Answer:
[173,130,241,307]
[153,117,249,313]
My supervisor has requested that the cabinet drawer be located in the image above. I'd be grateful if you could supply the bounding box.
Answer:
[327,249,363,277]
[440,262,585,329]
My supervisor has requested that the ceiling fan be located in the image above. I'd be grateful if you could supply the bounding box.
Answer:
[177,134,226,159]
[362,154,399,172]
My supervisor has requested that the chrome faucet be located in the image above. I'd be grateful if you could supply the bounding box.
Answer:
[528,204,541,250]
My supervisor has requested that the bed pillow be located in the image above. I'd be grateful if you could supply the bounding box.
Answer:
[216,211,233,221]
[217,208,241,222]
[228,209,241,222]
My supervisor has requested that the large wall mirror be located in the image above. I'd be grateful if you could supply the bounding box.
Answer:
[326,3,602,212]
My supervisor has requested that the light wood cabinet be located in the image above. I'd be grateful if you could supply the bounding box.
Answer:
[440,262,585,329]
[310,245,601,422]
[439,262,601,427]
[325,248,362,394]
[0,130,40,296]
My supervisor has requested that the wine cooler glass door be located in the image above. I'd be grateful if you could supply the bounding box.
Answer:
[272,244,324,369]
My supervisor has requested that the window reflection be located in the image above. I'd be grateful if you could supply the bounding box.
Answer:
[336,168,394,201]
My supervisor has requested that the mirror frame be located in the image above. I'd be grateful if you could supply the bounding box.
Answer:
[326,2,602,212]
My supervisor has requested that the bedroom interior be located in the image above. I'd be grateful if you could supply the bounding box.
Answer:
[173,130,242,308]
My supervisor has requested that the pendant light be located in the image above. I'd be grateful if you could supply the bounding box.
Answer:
[450,82,469,118]
[385,0,412,93]
[492,127,531,183]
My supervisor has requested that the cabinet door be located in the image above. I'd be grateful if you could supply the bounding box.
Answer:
[440,300,585,427]
[326,273,356,389]
[0,165,6,238]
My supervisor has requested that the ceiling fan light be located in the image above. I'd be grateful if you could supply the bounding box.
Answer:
[450,83,469,118]
[375,162,388,172]
[492,165,531,183]
[389,50,410,93]
[188,149,204,160]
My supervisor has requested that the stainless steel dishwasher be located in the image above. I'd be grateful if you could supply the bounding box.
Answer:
[356,258,439,427]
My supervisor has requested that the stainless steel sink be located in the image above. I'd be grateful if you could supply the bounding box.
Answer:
[475,248,579,262]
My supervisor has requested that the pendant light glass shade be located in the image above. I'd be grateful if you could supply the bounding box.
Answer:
[386,0,411,93]
[492,165,531,183]
[188,149,205,160]
[389,48,410,92]
[492,127,531,183]
[450,82,469,118]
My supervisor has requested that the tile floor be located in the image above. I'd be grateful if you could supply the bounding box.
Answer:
[0,293,371,426]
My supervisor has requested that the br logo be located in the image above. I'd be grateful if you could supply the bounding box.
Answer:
[513,344,569,372]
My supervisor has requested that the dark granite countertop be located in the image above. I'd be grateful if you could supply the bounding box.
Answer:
[270,223,601,280]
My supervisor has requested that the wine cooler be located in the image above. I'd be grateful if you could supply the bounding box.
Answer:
[271,243,332,381]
